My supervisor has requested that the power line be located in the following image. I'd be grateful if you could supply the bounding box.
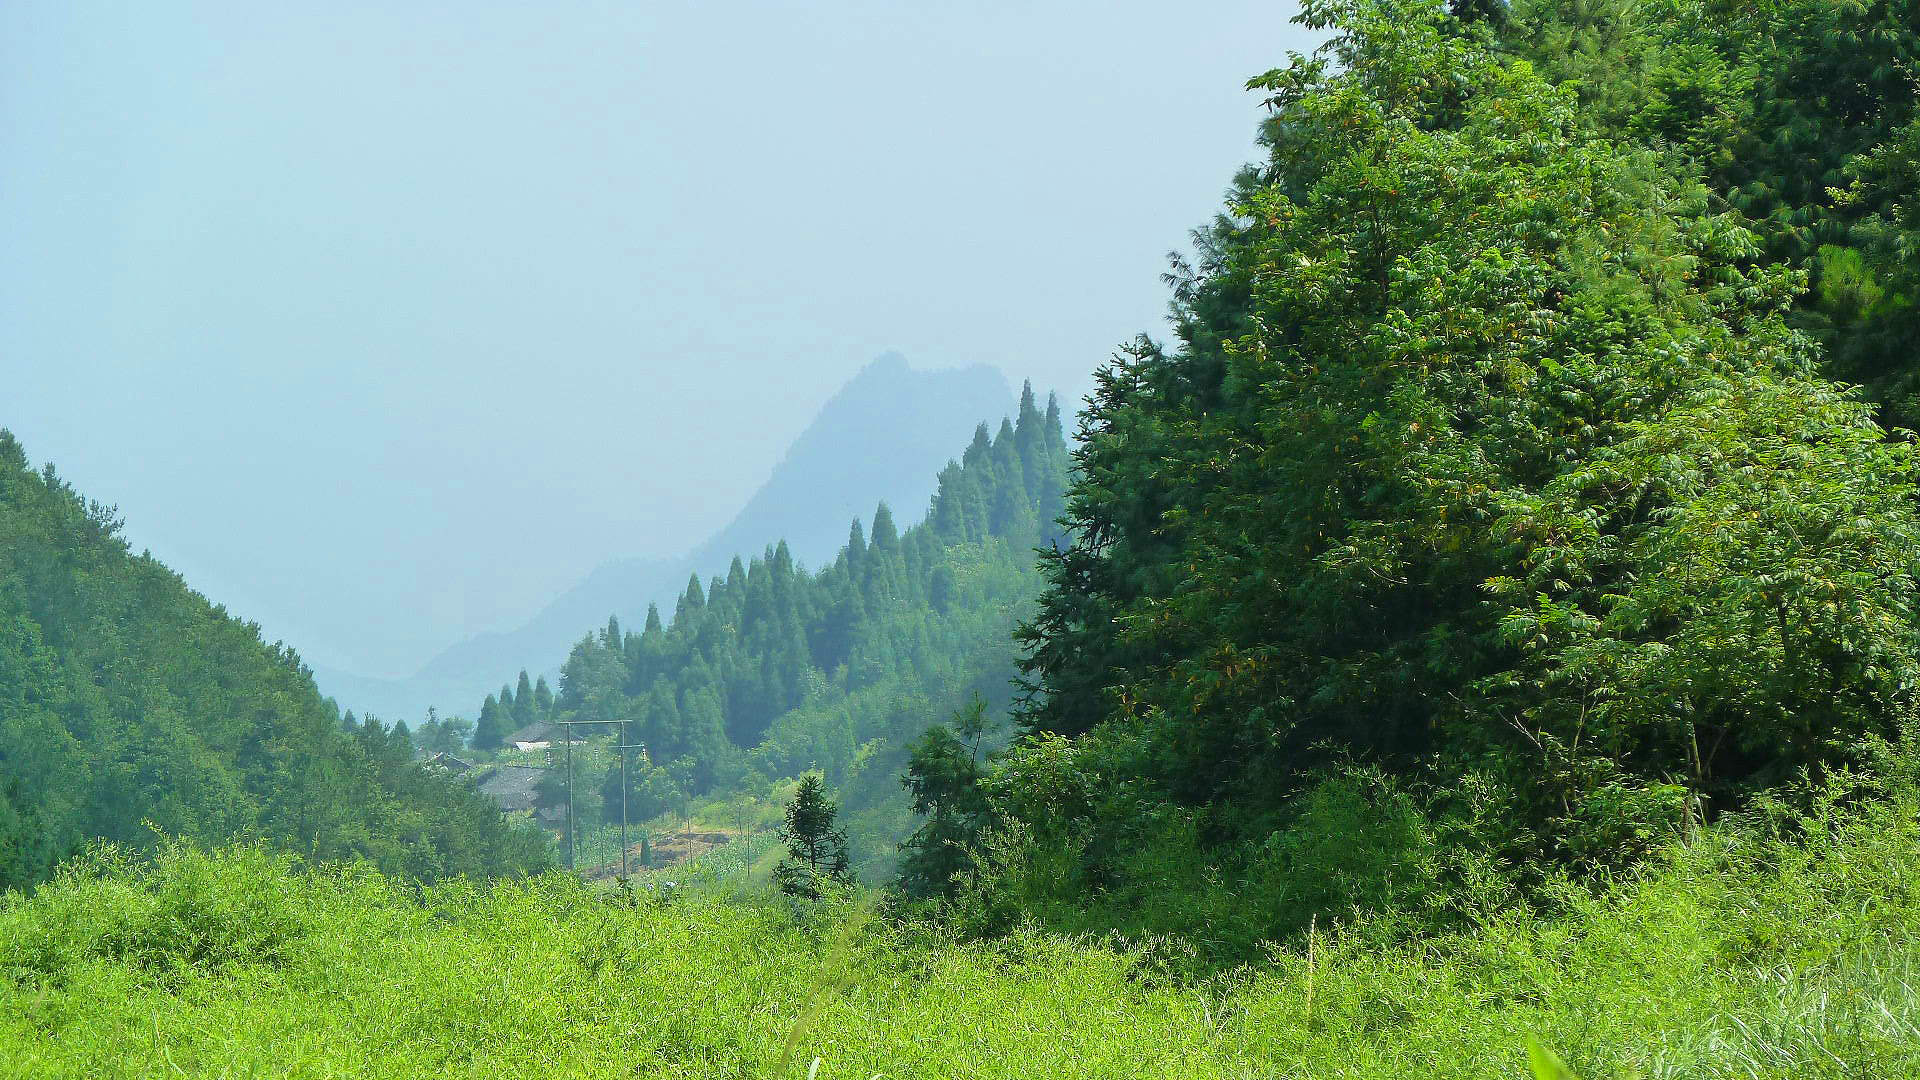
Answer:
[553,718,623,871]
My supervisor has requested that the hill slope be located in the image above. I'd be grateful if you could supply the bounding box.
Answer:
[0,432,550,888]
[314,354,1011,723]
[481,384,1070,876]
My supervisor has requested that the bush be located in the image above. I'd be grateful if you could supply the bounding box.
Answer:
[0,842,321,982]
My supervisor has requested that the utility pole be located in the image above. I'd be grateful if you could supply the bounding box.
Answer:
[555,718,623,871]
[614,741,646,876]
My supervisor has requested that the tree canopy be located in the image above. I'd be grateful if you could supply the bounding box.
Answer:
[983,0,1920,944]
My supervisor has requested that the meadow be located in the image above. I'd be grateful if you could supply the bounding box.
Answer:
[4,794,1918,1080]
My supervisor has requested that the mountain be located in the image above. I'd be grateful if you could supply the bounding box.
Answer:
[312,353,1012,723]
[533,380,1071,877]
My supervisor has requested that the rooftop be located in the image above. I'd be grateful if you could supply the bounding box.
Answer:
[475,763,547,814]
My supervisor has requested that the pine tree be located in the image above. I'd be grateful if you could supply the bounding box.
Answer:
[676,573,706,622]
[683,686,732,784]
[533,675,554,716]
[1014,380,1045,499]
[774,773,851,899]
[961,423,993,470]
[513,670,535,727]
[989,418,1034,536]
[640,683,683,762]
[845,518,868,565]
[473,694,505,751]
[869,502,898,553]
[931,463,968,539]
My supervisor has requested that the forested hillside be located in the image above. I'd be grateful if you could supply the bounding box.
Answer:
[486,385,1069,872]
[315,355,1014,724]
[0,432,550,889]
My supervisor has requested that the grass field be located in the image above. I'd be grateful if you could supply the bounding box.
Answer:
[4,798,1919,1079]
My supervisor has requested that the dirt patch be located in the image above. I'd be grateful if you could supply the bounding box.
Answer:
[579,828,741,879]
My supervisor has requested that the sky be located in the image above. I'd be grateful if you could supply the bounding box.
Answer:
[1,1,1318,680]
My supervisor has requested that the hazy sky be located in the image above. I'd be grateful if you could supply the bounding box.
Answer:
[1,2,1317,679]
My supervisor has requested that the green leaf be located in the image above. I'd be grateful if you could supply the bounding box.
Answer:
[1525,1036,1579,1080]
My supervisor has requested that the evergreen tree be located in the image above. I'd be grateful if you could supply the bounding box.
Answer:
[679,682,733,788]
[473,694,505,751]
[845,518,868,565]
[513,670,535,727]
[0,779,57,891]
[931,464,968,539]
[676,573,706,621]
[639,683,683,762]
[533,675,554,716]
[1013,380,1046,499]
[928,565,957,616]
[869,502,899,553]
[961,423,993,470]
[1043,393,1065,454]
[774,774,851,899]
[989,419,1034,536]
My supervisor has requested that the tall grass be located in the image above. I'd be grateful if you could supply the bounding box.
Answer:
[4,797,1919,1078]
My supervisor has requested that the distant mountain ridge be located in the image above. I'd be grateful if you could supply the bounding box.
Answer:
[313,353,1012,721]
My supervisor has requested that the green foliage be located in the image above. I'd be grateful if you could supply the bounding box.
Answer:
[413,709,473,754]
[895,696,992,901]
[596,750,683,825]
[502,388,1067,878]
[2,843,320,981]
[0,432,551,888]
[1001,0,1920,948]
[775,774,851,899]
[6,798,1920,1076]
[471,693,506,751]
[8,7,1920,1069]
[1498,0,1920,422]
